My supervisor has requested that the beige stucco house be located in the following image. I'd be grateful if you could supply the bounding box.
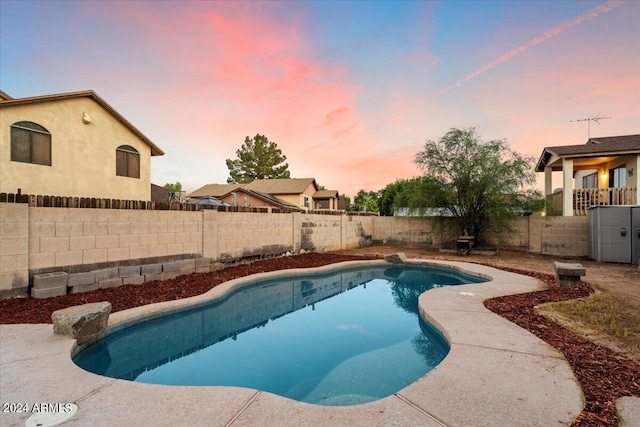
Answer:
[0,90,164,200]
[187,183,301,212]
[188,178,341,212]
[313,190,340,210]
[535,134,640,216]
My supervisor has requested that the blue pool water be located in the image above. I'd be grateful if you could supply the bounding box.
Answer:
[74,264,486,406]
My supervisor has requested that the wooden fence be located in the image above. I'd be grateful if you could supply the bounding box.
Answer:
[0,192,276,213]
[0,192,377,216]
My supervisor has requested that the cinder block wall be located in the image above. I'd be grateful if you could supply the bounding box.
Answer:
[371,215,588,256]
[294,213,342,253]
[372,217,448,248]
[209,211,293,261]
[27,208,202,273]
[343,215,374,249]
[528,217,543,253]
[202,212,373,261]
[0,202,591,297]
[483,217,532,251]
[0,203,29,296]
[539,216,589,257]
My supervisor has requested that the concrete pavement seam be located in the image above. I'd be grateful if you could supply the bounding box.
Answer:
[225,391,261,427]
[74,379,118,403]
[394,393,449,426]
[453,342,568,360]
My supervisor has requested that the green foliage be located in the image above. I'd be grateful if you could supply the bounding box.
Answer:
[226,134,291,184]
[342,195,352,211]
[353,190,379,212]
[163,182,182,192]
[414,127,537,245]
[394,177,442,213]
[378,180,406,216]
[378,177,436,216]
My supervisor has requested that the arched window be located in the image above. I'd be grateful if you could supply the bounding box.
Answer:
[10,121,51,166]
[116,145,140,178]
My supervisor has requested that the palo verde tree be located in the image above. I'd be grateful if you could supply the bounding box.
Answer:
[414,127,536,246]
[226,134,291,184]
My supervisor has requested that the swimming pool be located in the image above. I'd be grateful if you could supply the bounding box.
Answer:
[74,263,486,406]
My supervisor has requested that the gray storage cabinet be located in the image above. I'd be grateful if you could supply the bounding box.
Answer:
[588,205,640,264]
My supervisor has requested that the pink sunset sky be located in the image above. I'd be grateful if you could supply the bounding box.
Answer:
[1,0,638,198]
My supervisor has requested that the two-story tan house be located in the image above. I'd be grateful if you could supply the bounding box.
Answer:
[535,134,639,216]
[0,90,164,200]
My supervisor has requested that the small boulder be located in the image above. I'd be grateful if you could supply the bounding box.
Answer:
[385,252,408,264]
[52,302,111,345]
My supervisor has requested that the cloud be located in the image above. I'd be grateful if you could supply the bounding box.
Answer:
[363,0,627,140]
[323,107,351,126]
[439,1,624,96]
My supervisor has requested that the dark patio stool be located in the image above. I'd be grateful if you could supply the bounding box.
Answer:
[456,236,475,256]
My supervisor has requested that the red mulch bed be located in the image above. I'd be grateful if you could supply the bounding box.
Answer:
[484,265,640,427]
[1,253,638,426]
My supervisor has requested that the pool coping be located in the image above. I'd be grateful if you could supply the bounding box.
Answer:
[0,259,585,426]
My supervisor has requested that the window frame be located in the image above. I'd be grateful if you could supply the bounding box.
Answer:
[10,121,52,166]
[116,145,140,179]
[609,166,626,188]
[582,172,597,189]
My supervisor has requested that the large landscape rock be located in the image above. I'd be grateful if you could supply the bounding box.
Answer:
[51,301,112,345]
[384,252,408,264]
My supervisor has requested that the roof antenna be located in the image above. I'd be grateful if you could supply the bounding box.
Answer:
[570,113,611,139]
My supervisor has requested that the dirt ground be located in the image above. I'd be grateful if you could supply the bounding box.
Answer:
[336,246,640,309]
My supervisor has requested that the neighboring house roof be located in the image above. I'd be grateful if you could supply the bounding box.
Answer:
[535,134,640,172]
[244,178,318,194]
[187,184,241,198]
[313,190,339,199]
[243,189,300,210]
[188,179,340,211]
[151,184,171,203]
[186,196,231,207]
[0,89,164,156]
[188,185,301,210]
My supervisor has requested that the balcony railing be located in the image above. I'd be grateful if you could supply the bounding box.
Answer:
[547,187,637,216]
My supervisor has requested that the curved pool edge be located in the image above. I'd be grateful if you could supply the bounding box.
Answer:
[0,259,585,427]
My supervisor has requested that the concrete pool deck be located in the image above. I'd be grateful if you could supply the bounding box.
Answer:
[0,259,635,426]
